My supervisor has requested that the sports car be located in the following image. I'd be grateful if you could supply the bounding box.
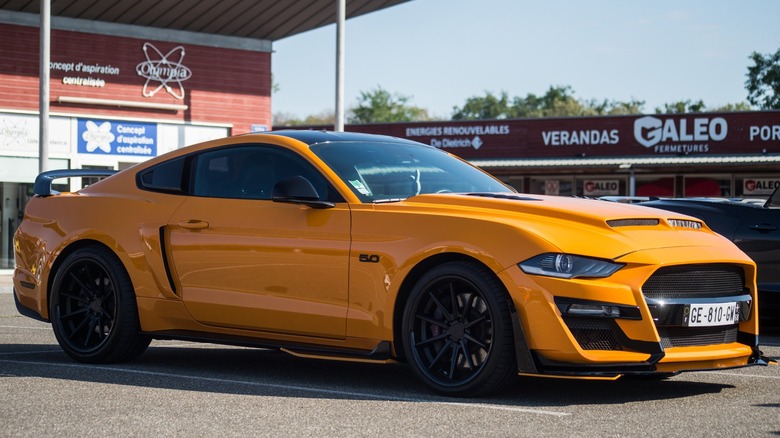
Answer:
[641,187,780,323]
[13,130,768,396]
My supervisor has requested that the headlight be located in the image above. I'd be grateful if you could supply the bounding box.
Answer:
[519,253,624,279]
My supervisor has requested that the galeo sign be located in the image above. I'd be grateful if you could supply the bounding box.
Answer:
[135,42,192,100]
[633,116,728,154]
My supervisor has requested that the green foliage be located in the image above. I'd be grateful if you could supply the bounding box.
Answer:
[348,86,429,124]
[745,48,780,109]
[655,99,707,114]
[272,110,334,127]
[709,101,753,112]
[451,86,646,120]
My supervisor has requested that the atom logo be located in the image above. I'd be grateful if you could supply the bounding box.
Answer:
[136,42,192,100]
[82,121,114,153]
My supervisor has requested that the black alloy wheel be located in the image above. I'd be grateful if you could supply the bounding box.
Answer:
[402,261,516,396]
[50,246,150,363]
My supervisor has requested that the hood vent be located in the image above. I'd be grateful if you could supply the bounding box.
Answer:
[667,219,703,230]
[607,219,660,227]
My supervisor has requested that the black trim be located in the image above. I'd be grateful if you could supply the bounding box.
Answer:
[737,331,759,348]
[34,169,116,196]
[13,288,48,323]
[609,320,665,355]
[159,226,177,294]
[509,302,539,374]
[149,330,394,361]
[555,296,642,320]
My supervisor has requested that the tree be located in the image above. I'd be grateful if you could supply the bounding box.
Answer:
[451,91,514,120]
[348,86,429,124]
[272,110,335,127]
[709,102,753,112]
[745,48,780,109]
[451,86,645,119]
[655,99,707,114]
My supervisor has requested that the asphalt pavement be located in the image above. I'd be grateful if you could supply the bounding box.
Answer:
[1,275,779,437]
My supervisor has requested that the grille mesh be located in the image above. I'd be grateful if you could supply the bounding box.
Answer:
[563,317,622,351]
[658,326,739,348]
[643,264,745,299]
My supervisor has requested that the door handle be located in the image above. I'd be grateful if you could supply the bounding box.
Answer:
[178,219,210,230]
[750,223,777,232]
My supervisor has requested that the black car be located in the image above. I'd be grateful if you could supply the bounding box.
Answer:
[641,186,780,323]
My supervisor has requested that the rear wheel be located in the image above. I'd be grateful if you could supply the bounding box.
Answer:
[49,246,150,363]
[402,261,517,396]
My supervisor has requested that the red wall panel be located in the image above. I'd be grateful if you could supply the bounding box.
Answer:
[0,23,270,134]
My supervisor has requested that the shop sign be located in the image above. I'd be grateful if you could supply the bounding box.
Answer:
[50,61,120,88]
[743,178,780,196]
[0,113,70,157]
[583,179,619,196]
[77,118,157,157]
[136,43,192,100]
[404,124,510,150]
[633,116,727,154]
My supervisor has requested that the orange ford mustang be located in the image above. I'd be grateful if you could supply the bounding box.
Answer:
[13,130,768,396]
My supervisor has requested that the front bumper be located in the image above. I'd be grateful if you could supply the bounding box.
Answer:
[503,249,767,377]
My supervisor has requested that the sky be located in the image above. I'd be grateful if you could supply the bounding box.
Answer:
[271,0,780,120]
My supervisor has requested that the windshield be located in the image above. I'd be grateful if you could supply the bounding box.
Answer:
[310,141,513,203]
[766,185,780,209]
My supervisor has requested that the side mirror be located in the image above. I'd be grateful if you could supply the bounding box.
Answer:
[272,175,335,209]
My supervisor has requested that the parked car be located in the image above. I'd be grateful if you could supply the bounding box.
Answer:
[13,131,767,396]
[641,187,780,324]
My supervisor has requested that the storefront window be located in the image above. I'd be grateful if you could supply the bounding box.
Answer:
[735,175,780,198]
[528,177,573,196]
[576,178,626,197]
[635,176,675,197]
[683,176,730,197]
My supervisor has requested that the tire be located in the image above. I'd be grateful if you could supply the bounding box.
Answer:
[402,261,517,397]
[49,246,151,363]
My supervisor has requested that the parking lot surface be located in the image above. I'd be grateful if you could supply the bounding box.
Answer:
[2,275,779,437]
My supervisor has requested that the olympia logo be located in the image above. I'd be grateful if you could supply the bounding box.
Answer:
[135,43,192,100]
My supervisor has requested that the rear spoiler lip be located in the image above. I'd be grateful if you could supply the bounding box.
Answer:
[34,169,117,196]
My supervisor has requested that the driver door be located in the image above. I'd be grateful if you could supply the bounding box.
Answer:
[167,144,350,338]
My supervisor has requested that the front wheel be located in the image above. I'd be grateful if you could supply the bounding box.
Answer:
[402,261,517,396]
[49,246,151,363]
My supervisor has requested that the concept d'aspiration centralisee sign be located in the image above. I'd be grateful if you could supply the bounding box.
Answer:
[77,118,157,156]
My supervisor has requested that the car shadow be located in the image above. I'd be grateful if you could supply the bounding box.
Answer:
[0,342,734,408]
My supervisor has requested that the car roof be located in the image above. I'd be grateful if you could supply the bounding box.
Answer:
[267,129,421,146]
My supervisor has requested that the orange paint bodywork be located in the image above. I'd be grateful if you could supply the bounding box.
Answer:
[13,132,763,377]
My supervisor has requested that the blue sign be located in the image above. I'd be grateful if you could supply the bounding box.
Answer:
[77,118,157,156]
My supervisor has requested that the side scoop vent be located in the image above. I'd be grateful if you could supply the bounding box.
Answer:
[607,219,660,227]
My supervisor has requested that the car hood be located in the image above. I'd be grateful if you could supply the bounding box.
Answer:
[397,193,741,261]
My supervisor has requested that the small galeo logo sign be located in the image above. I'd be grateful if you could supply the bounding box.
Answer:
[135,42,192,100]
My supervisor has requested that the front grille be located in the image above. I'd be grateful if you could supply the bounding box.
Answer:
[658,326,739,348]
[563,317,622,350]
[643,264,745,299]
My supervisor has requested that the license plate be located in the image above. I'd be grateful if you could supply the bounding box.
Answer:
[685,302,740,327]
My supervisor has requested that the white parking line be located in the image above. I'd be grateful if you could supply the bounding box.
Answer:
[0,349,61,355]
[0,325,50,330]
[0,358,570,417]
[706,371,780,379]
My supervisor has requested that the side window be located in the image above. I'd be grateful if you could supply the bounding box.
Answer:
[191,145,335,201]
[137,156,186,194]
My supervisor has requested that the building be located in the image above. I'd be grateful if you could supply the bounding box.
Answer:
[338,112,780,198]
[0,1,408,266]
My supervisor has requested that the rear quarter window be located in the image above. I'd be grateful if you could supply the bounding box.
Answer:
[137,156,187,194]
